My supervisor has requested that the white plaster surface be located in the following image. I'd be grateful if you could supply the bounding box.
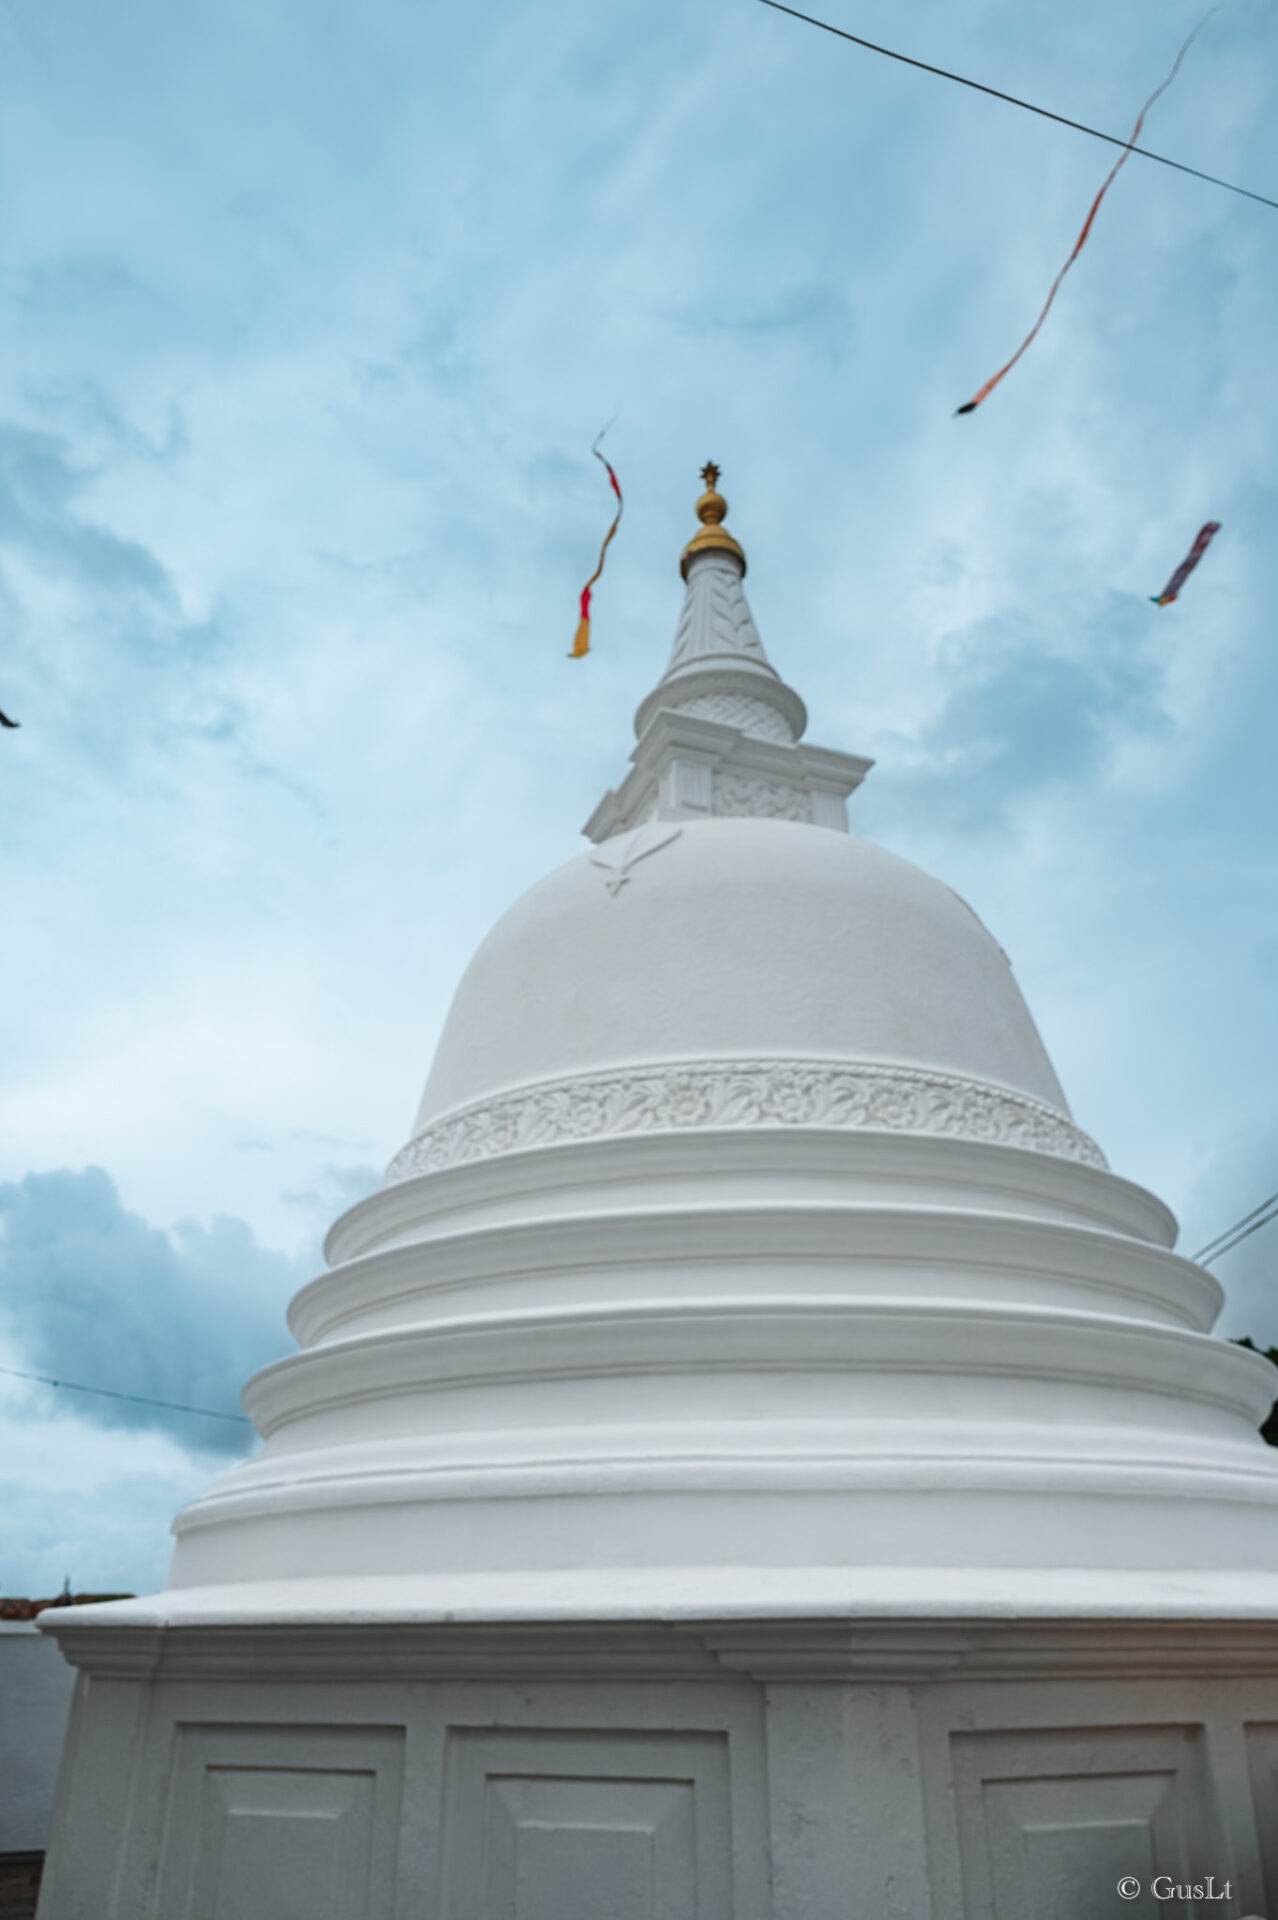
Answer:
[411,818,1073,1132]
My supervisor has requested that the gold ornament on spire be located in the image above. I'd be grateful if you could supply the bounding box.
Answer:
[680,462,747,579]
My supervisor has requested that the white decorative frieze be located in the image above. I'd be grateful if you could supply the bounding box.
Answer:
[712,773,813,822]
[386,1057,1106,1181]
[584,710,870,841]
[675,691,795,743]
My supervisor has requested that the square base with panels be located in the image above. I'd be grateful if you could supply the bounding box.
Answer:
[36,1610,1278,1920]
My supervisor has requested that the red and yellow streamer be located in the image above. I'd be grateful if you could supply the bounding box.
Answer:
[571,437,623,659]
[956,13,1215,417]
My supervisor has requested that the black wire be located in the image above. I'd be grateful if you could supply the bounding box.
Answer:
[1192,1187,1278,1261]
[1191,1196,1278,1266]
[757,0,1278,214]
[1195,1206,1278,1265]
[0,1363,251,1425]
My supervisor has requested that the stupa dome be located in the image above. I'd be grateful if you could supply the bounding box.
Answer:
[409,819,1077,1157]
[157,465,1278,1609]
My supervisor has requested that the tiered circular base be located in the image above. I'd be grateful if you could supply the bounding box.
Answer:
[168,1124,1278,1591]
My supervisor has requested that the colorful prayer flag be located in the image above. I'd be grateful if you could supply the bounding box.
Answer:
[571,433,623,659]
[956,13,1215,416]
[1151,520,1220,605]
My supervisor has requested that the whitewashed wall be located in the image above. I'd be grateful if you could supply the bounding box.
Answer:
[0,1625,75,1854]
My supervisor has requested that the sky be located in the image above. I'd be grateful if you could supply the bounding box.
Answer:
[1,0,1276,1596]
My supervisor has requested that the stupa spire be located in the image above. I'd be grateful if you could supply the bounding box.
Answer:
[646,463,785,724]
[679,462,747,577]
[584,463,872,841]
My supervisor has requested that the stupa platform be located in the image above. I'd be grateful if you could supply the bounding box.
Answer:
[36,471,1278,1917]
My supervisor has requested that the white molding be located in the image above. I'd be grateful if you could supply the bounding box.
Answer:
[292,1203,1219,1353]
[583,709,871,840]
[40,1612,1278,1685]
[324,1129,1177,1268]
[38,1565,1278,1632]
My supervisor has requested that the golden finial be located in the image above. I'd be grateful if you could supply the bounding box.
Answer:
[681,462,746,579]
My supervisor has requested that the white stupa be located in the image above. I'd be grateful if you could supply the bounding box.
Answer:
[40,470,1278,1919]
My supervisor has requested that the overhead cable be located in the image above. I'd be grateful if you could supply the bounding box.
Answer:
[757,0,1278,214]
[0,1362,251,1425]
[1191,1190,1278,1265]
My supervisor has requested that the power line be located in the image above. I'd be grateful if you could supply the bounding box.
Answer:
[1194,1204,1278,1265]
[0,1363,251,1425]
[1192,1187,1278,1261]
[757,0,1278,214]
[1191,1191,1278,1266]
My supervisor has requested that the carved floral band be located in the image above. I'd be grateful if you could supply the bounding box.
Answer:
[385,1057,1106,1183]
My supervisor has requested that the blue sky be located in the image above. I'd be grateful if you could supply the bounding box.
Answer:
[1,0,1276,1594]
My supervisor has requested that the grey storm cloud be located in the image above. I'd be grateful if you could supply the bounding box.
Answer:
[0,1166,306,1455]
[867,599,1168,837]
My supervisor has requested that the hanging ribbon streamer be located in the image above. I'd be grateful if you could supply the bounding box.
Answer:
[1151,520,1220,604]
[570,430,623,660]
[956,12,1216,417]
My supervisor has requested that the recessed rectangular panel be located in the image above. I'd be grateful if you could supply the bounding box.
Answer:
[1246,1722,1278,1912]
[951,1726,1220,1920]
[491,1776,692,1920]
[988,1784,1168,1920]
[1023,1819,1156,1900]
[439,1728,732,1920]
[195,1767,369,1920]
[155,1724,405,1920]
